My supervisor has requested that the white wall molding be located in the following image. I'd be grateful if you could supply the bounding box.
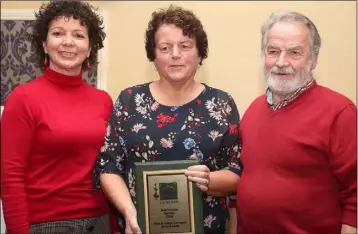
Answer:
[1,9,36,20]
[96,7,109,91]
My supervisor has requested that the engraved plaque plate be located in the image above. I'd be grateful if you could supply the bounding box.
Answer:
[147,172,191,233]
[135,160,203,234]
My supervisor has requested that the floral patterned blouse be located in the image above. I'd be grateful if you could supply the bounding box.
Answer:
[93,82,242,233]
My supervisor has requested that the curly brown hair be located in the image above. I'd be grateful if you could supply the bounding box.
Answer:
[145,5,208,65]
[31,0,106,71]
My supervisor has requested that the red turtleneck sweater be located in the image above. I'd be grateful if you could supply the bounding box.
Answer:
[1,68,113,234]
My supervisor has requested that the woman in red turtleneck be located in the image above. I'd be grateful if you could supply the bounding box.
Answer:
[1,1,119,234]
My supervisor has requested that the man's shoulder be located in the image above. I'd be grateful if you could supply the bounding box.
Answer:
[247,94,267,110]
[240,95,266,122]
[314,84,355,109]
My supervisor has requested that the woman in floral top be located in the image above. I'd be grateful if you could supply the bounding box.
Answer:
[94,5,242,234]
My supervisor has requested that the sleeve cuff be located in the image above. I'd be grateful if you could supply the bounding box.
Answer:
[228,167,242,176]
[342,209,357,227]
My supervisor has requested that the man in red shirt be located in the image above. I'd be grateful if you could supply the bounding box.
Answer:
[237,11,357,234]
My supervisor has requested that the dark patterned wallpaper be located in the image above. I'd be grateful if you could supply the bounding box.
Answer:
[1,20,98,106]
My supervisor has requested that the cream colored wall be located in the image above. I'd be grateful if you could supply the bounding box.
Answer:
[2,1,356,114]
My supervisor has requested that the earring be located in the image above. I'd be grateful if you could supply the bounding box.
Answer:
[86,59,91,70]
[43,54,48,67]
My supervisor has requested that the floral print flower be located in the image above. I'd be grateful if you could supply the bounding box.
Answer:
[160,138,174,148]
[131,123,147,133]
[156,113,177,128]
[193,149,204,160]
[205,98,216,111]
[136,106,147,115]
[229,124,238,135]
[209,111,222,121]
[151,102,159,111]
[208,130,223,141]
[134,93,156,119]
[183,138,195,149]
[204,214,217,228]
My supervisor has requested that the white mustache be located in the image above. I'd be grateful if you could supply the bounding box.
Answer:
[269,66,296,75]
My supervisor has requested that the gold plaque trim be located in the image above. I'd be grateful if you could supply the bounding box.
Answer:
[143,169,195,234]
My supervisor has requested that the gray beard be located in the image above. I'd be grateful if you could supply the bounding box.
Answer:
[264,64,313,96]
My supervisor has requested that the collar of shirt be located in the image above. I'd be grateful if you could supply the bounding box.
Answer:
[265,78,315,111]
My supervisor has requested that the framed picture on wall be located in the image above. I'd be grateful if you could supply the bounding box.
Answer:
[0,8,109,115]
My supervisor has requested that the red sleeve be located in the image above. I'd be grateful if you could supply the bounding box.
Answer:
[106,198,120,234]
[104,93,118,234]
[109,209,120,233]
[104,92,114,120]
[329,103,357,227]
[1,86,35,234]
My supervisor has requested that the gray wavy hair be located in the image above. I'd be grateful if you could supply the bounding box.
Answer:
[261,11,321,60]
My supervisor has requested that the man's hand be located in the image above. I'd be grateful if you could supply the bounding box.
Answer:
[185,155,210,192]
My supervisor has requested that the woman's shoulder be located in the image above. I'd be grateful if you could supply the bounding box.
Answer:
[202,83,235,101]
[2,77,48,116]
[115,82,151,101]
[121,82,151,95]
[5,76,45,102]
